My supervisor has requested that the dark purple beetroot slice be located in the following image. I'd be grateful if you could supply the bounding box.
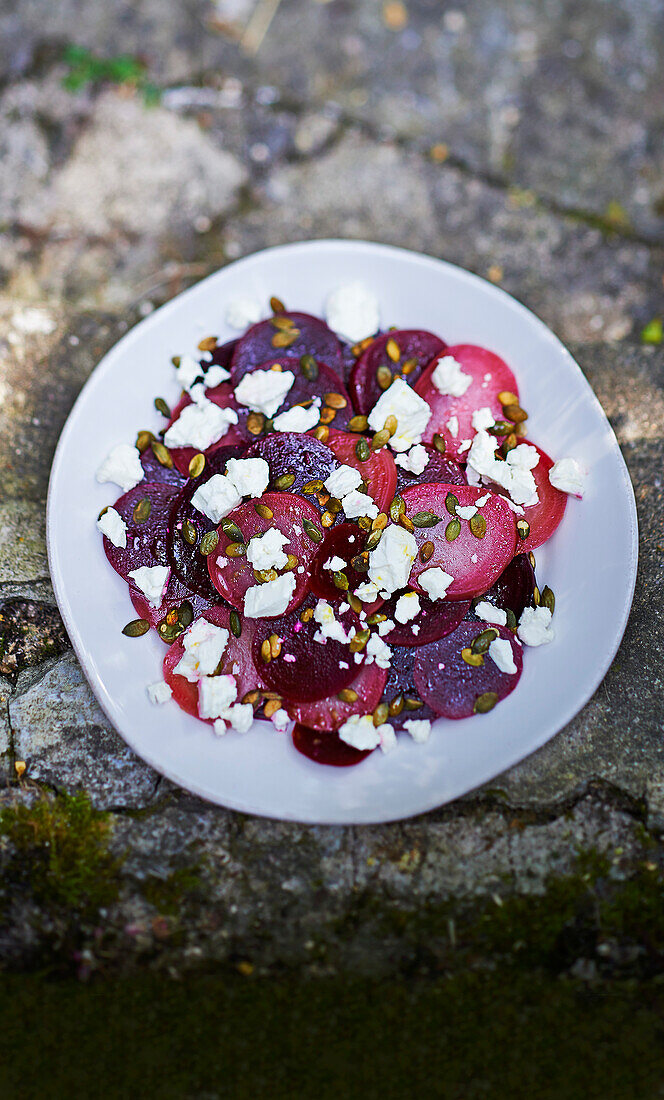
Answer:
[208,492,321,614]
[103,482,179,581]
[241,357,353,432]
[167,445,246,601]
[395,443,467,494]
[479,553,536,620]
[380,593,470,646]
[130,582,214,634]
[339,340,360,386]
[292,724,372,767]
[402,483,517,601]
[206,338,237,371]
[252,594,359,702]
[244,431,338,508]
[382,645,436,730]
[140,447,187,487]
[309,523,372,602]
[413,621,523,720]
[285,662,388,732]
[231,312,343,381]
[349,330,446,415]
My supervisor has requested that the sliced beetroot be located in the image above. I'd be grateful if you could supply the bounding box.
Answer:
[349,330,446,414]
[394,443,467,495]
[414,345,519,460]
[206,338,237,371]
[163,607,264,720]
[480,553,536,620]
[327,430,397,512]
[140,447,187,487]
[130,582,213,634]
[512,443,567,552]
[402,483,517,600]
[231,312,343,381]
[103,482,179,581]
[166,384,252,476]
[244,431,338,507]
[292,724,372,767]
[379,592,470,646]
[285,662,388,732]
[208,492,321,614]
[382,645,436,730]
[412,621,523,719]
[239,356,353,432]
[309,523,375,603]
[339,340,360,386]
[251,595,360,701]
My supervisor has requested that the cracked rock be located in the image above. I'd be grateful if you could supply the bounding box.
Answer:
[0,599,70,679]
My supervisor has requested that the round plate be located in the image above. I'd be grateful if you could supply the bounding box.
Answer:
[47,240,638,824]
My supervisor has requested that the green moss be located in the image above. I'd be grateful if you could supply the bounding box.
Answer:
[61,45,160,104]
[140,863,205,916]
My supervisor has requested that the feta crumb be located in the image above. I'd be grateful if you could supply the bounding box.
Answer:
[338,713,392,752]
[467,431,539,507]
[225,296,262,330]
[471,406,495,431]
[174,354,203,394]
[431,355,472,397]
[222,702,254,733]
[342,489,379,520]
[471,553,478,564]
[326,282,380,343]
[246,527,290,571]
[446,416,459,438]
[234,368,295,417]
[174,618,229,682]
[213,718,227,736]
[549,457,586,497]
[474,600,507,627]
[324,463,362,498]
[339,601,350,614]
[273,401,321,433]
[368,524,418,595]
[456,504,477,520]
[204,364,229,389]
[418,567,454,600]
[354,581,380,604]
[128,565,170,609]
[325,556,346,572]
[270,707,290,733]
[476,493,491,507]
[96,443,144,492]
[518,605,555,647]
[164,398,238,450]
[404,719,432,743]
[378,618,395,636]
[457,439,472,454]
[198,674,238,719]
[146,680,172,705]
[395,444,430,475]
[394,591,421,624]
[489,638,518,674]
[225,457,270,499]
[367,378,431,452]
[97,506,127,548]
[191,474,242,523]
[244,571,296,618]
[314,600,351,643]
[365,633,392,669]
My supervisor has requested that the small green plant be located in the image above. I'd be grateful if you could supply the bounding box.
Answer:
[641,317,663,345]
[61,44,160,103]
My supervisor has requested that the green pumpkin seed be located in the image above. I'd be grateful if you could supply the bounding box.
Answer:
[230,609,242,638]
[502,433,518,455]
[388,694,405,717]
[158,621,184,643]
[303,518,323,543]
[474,691,499,714]
[373,702,389,726]
[136,429,155,453]
[516,519,530,541]
[366,529,383,552]
[445,518,461,541]
[220,518,244,542]
[432,433,446,454]
[254,501,273,520]
[178,600,194,628]
[300,354,319,381]
[541,585,555,613]
[188,453,205,478]
[199,530,219,556]
[404,696,424,710]
[226,542,246,558]
[171,356,181,368]
[488,420,513,436]
[470,514,487,539]
[182,520,197,546]
[272,329,299,349]
[355,438,370,462]
[389,495,405,523]
[302,479,324,494]
[445,492,459,516]
[271,314,296,331]
[270,295,286,314]
[533,585,541,606]
[154,397,171,418]
[338,688,359,703]
[420,540,434,563]
[351,553,369,573]
[349,629,370,654]
[273,472,296,490]
[371,428,391,451]
[505,608,517,631]
[528,551,536,570]
[122,619,150,638]
[471,628,499,655]
[333,571,349,591]
[376,365,392,391]
[151,441,173,469]
[283,554,298,571]
[348,415,369,432]
[133,497,151,524]
[411,510,440,528]
[461,647,484,667]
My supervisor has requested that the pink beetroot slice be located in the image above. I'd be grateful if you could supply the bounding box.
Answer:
[327,430,397,512]
[292,724,372,767]
[349,330,446,414]
[103,482,179,581]
[208,491,321,614]
[251,594,360,702]
[285,662,388,731]
[402,483,517,600]
[379,592,470,646]
[231,312,343,382]
[382,645,436,730]
[478,552,536,620]
[244,431,338,507]
[394,443,466,495]
[414,345,519,460]
[130,583,213,635]
[512,442,567,552]
[412,621,523,719]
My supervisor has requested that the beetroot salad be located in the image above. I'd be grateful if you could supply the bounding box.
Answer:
[96,285,587,767]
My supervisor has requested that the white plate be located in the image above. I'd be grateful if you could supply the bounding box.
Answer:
[47,240,638,824]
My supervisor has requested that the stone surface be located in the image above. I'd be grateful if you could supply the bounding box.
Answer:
[0,598,70,679]
[0,500,48,582]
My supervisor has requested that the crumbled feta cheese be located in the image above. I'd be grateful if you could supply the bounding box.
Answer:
[222,702,254,733]
[354,581,380,604]
[204,364,229,389]
[270,708,290,733]
[128,565,170,609]
[176,353,228,395]
[368,524,418,595]
[367,378,431,452]
[378,724,398,753]
[273,400,321,433]
[234,368,295,417]
[378,618,395,636]
[467,432,539,507]
[146,680,172,705]
[225,457,270,499]
[191,474,242,523]
[244,571,296,618]
[395,444,430,475]
[97,506,127,548]
[96,443,144,492]
[431,355,472,397]
[365,633,392,668]
[418,567,454,600]
[338,713,393,752]
[446,416,459,438]
[489,638,518,674]
[467,429,499,478]
[164,399,238,450]
[339,601,350,614]
[174,618,230,682]
[325,282,380,343]
[394,591,421,624]
[246,527,290,570]
[457,439,472,454]
[225,296,262,330]
[342,489,379,520]
[313,600,351,643]
[456,504,477,520]
[325,555,346,572]
[403,719,432,743]
[474,601,507,627]
[471,406,495,431]
[174,354,203,394]
[518,605,555,646]
[213,718,228,736]
[476,493,491,507]
[324,463,362,498]
[549,457,586,497]
[198,674,238,719]
[471,553,478,564]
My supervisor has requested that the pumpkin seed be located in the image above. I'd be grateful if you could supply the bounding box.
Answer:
[338,688,359,703]
[327,496,343,515]
[324,392,347,409]
[300,608,314,623]
[470,514,487,539]
[432,433,446,454]
[412,510,441,528]
[154,396,171,418]
[404,697,424,710]
[385,337,401,362]
[254,501,273,520]
[198,336,218,352]
[358,516,372,531]
[318,406,335,425]
[224,609,241,639]
[420,540,435,563]
[299,354,318,381]
[389,495,405,523]
[273,472,296,490]
[384,414,398,437]
[262,691,282,702]
[283,554,298,571]
[332,570,349,591]
[471,628,498,655]
[515,422,528,438]
[260,639,272,663]
[242,689,260,705]
[366,612,386,625]
[171,356,181,367]
[136,429,155,453]
[533,585,541,606]
[498,390,518,407]
[270,295,286,313]
[321,510,335,528]
[151,440,173,469]
[247,412,265,435]
[541,585,555,613]
[199,530,219,556]
[399,514,415,533]
[371,428,391,450]
[371,512,388,531]
[165,608,179,626]
[269,633,282,659]
[516,519,530,541]
[506,608,517,631]
[388,694,405,717]
[373,702,389,726]
[303,479,324,494]
[474,691,499,714]
[313,425,330,442]
[348,414,369,432]
[445,492,459,516]
[157,620,183,643]
[254,568,278,583]
[528,551,536,570]
[178,600,194,628]
[401,357,417,376]
[445,518,461,541]
[349,629,371,653]
[502,433,517,455]
[270,314,296,331]
[263,698,283,718]
[376,365,392,391]
[504,403,528,423]
[461,647,484,667]
[365,529,383,552]
[355,438,370,462]
[348,594,362,614]
[221,518,244,542]
[351,553,369,573]
[182,519,197,545]
[303,518,323,543]
[133,497,151,523]
[122,618,150,638]
[188,453,206,478]
[272,329,299,349]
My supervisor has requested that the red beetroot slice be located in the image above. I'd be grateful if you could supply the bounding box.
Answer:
[252,594,360,701]
[413,621,523,719]
[130,583,213,634]
[414,345,519,460]
[292,724,372,767]
[513,443,567,552]
[163,607,264,720]
[350,330,446,414]
[208,491,321,614]
[382,646,436,730]
[285,662,388,732]
[327,430,397,512]
[231,312,343,381]
[244,432,338,509]
[479,552,536,620]
[379,592,470,646]
[395,443,467,495]
[103,482,179,581]
[242,357,353,432]
[166,385,252,477]
[309,522,376,604]
[402,483,517,600]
